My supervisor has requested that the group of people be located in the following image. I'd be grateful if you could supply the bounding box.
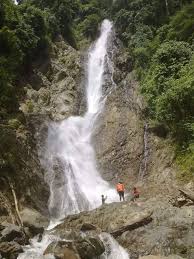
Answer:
[101,181,140,205]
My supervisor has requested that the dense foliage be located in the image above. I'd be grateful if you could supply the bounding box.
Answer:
[107,0,194,147]
[108,0,194,178]
[0,0,111,113]
[139,2,194,148]
[1,0,194,176]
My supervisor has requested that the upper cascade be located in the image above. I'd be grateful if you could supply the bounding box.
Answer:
[87,19,113,114]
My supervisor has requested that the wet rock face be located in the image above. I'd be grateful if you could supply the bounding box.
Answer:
[20,40,83,121]
[0,124,49,216]
[94,51,144,186]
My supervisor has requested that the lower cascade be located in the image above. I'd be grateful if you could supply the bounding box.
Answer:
[100,233,130,259]
[18,20,129,258]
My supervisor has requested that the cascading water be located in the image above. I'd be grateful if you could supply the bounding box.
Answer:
[18,235,58,259]
[43,19,118,222]
[18,20,130,259]
[100,233,130,259]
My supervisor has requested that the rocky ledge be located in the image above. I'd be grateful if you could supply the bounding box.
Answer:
[45,189,194,259]
[2,189,194,259]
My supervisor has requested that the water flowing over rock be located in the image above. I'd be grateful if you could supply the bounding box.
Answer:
[42,19,118,221]
[100,233,129,259]
[17,19,130,259]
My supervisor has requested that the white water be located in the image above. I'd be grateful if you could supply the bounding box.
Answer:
[100,233,130,259]
[18,234,58,259]
[18,20,130,259]
[43,19,118,222]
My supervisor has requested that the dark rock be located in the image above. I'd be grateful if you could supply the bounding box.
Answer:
[76,236,105,259]
[0,224,23,242]
[0,241,23,259]
[80,223,96,231]
[88,237,105,255]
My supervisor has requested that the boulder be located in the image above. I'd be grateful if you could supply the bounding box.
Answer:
[0,241,23,258]
[55,202,153,238]
[20,207,49,236]
[76,237,105,259]
[110,209,153,237]
[80,223,96,231]
[44,240,80,259]
[44,236,105,259]
[0,224,24,242]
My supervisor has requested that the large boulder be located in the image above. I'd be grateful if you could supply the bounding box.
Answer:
[20,207,49,236]
[55,202,153,237]
[44,236,105,259]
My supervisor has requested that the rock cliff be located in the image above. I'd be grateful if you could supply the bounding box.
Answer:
[0,36,193,259]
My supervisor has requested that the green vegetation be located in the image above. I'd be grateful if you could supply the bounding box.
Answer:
[1,0,194,180]
[0,0,113,113]
[109,0,194,180]
[139,3,194,148]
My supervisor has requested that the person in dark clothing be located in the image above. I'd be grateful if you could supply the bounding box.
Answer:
[132,187,140,201]
[101,194,107,205]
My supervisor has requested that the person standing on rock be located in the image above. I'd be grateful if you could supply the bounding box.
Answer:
[101,194,107,205]
[132,187,140,201]
[116,181,125,201]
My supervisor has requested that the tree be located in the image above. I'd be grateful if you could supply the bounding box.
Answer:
[79,14,101,39]
[0,27,23,111]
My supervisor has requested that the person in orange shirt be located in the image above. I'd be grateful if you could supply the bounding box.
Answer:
[116,181,125,201]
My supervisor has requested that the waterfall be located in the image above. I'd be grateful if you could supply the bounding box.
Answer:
[18,19,130,259]
[100,233,130,259]
[43,19,117,222]
[138,123,149,181]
